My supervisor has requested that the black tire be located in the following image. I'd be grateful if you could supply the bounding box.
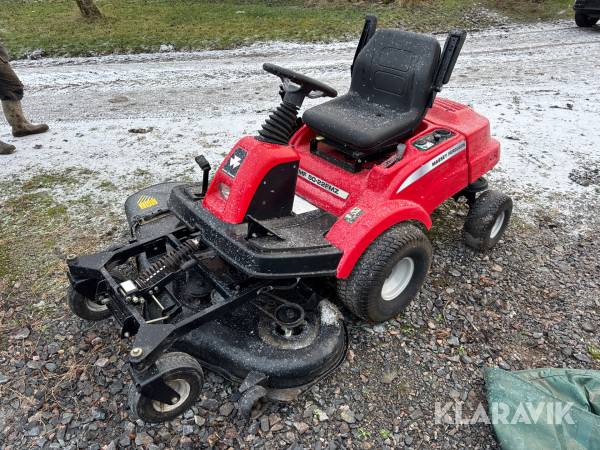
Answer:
[575,13,598,27]
[337,223,432,323]
[67,269,125,321]
[128,352,204,423]
[464,190,512,251]
[67,285,112,321]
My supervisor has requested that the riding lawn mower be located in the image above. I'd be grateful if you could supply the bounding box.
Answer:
[66,16,513,422]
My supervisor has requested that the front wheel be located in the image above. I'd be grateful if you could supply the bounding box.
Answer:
[128,352,204,423]
[575,13,598,27]
[464,190,512,251]
[337,223,432,323]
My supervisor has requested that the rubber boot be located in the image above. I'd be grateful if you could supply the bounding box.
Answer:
[0,140,16,155]
[2,100,49,137]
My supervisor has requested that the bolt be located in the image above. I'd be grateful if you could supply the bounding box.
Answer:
[171,397,179,404]
[130,347,143,358]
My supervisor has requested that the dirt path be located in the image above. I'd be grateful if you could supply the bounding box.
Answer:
[1,20,599,450]
[2,20,600,212]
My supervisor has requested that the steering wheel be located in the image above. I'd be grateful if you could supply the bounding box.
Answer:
[263,63,337,99]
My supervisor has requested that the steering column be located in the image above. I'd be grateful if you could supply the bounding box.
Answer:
[257,63,337,145]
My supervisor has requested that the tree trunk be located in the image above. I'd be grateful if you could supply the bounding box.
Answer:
[75,0,103,19]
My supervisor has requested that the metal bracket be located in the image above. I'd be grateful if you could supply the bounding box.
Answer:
[131,364,181,405]
[239,371,269,393]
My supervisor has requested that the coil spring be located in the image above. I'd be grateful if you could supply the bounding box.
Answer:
[135,238,201,290]
[257,101,300,145]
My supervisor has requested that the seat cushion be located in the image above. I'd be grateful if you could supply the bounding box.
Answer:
[303,92,421,152]
[303,28,440,153]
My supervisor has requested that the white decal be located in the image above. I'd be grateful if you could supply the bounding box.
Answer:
[292,195,318,214]
[298,169,349,200]
[229,155,241,169]
[396,141,466,193]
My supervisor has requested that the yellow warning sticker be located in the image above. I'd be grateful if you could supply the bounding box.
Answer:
[137,195,158,210]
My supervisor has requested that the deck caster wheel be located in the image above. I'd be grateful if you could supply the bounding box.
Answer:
[67,269,125,321]
[464,190,512,251]
[237,385,268,419]
[128,352,204,423]
[67,286,112,321]
[337,223,432,323]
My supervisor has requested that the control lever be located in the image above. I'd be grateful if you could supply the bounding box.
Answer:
[382,144,406,168]
[195,155,211,196]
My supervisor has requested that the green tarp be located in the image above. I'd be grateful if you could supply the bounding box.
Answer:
[485,368,600,450]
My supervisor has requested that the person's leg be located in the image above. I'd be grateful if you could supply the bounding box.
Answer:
[0,47,17,154]
[2,99,49,137]
[0,45,48,138]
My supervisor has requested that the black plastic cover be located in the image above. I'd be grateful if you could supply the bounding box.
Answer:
[246,161,298,220]
[168,184,342,278]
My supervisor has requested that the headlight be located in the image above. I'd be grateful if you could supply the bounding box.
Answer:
[219,183,230,199]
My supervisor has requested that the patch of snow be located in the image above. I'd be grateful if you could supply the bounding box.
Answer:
[1,20,598,222]
[319,300,342,326]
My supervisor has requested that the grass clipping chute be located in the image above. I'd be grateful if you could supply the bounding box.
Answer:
[485,368,600,450]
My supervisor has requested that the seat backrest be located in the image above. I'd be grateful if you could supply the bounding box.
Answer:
[350,29,441,114]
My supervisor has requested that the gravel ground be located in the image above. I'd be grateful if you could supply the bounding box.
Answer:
[1,202,599,450]
[1,20,600,450]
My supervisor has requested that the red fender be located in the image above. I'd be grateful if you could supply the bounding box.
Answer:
[326,200,432,279]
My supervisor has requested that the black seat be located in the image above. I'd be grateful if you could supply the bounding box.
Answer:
[303,29,441,154]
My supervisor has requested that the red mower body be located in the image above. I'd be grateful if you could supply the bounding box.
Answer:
[203,97,499,278]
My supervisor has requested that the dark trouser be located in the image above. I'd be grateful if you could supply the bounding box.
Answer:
[0,45,24,101]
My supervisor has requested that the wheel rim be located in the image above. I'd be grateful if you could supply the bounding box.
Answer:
[490,211,506,240]
[151,379,191,413]
[381,257,415,301]
[85,297,108,313]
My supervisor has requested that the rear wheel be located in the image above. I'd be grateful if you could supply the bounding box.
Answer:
[337,223,432,323]
[575,13,598,27]
[464,190,512,251]
[128,352,204,423]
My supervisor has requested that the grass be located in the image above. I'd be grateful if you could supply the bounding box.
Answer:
[0,0,573,59]
[0,188,123,349]
[22,173,79,192]
[379,428,392,439]
[491,0,573,20]
[0,192,69,283]
[0,168,121,295]
[356,427,372,440]
[0,165,129,359]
